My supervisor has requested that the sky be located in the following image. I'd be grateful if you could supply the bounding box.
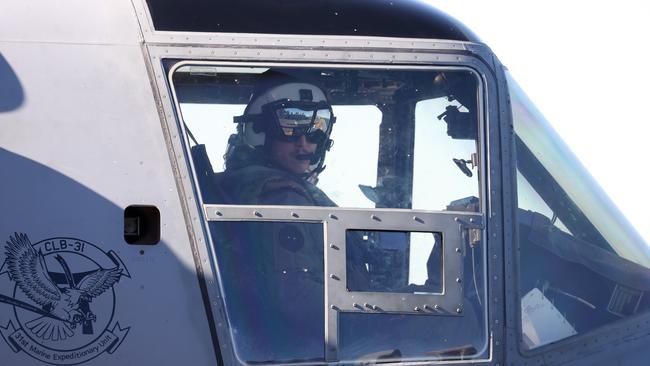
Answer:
[428,0,650,242]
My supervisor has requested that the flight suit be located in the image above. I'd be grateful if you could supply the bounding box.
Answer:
[214,164,335,362]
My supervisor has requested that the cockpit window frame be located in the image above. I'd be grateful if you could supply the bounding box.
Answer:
[145,38,505,365]
[201,205,483,362]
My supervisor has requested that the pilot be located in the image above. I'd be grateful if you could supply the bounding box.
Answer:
[215,73,356,362]
[219,72,336,206]
[214,74,480,361]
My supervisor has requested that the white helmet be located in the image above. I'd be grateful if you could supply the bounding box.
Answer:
[228,77,336,176]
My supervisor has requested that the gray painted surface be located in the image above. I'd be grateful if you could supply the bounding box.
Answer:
[0,0,141,45]
[0,2,216,364]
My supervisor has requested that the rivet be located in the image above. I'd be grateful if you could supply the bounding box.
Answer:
[454,217,459,222]
[353,303,362,309]
[434,304,441,310]
[364,303,372,309]
[456,278,462,283]
[456,307,462,314]
[254,211,262,217]
[455,248,461,253]
[329,274,339,280]
[291,212,299,218]
[470,218,475,223]
[413,216,424,224]
[215,211,223,216]
[329,244,339,250]
[329,214,338,220]
[371,214,381,222]
[330,305,339,310]
[414,307,421,311]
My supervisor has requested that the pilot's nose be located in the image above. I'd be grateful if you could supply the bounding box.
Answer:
[294,134,308,146]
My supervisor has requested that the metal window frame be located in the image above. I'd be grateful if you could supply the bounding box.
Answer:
[204,205,483,361]
[141,27,505,364]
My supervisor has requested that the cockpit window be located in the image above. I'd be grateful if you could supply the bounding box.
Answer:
[173,66,481,212]
[170,65,487,364]
[414,97,479,210]
[509,74,650,350]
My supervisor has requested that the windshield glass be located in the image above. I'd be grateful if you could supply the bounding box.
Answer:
[510,73,650,350]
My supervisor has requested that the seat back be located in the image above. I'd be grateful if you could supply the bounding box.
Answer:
[190,144,232,204]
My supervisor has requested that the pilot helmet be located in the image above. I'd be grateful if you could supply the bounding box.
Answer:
[228,75,335,176]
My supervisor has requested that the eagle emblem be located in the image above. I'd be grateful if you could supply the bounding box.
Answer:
[0,233,131,365]
[3,233,122,341]
[1,233,130,364]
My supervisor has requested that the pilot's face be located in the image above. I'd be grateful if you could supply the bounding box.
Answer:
[270,135,317,174]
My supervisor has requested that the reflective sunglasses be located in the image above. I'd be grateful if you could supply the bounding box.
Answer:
[267,100,334,143]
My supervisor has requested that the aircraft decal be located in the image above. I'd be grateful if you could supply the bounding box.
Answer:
[0,233,131,365]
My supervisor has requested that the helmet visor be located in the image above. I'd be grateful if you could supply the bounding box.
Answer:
[273,103,333,143]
